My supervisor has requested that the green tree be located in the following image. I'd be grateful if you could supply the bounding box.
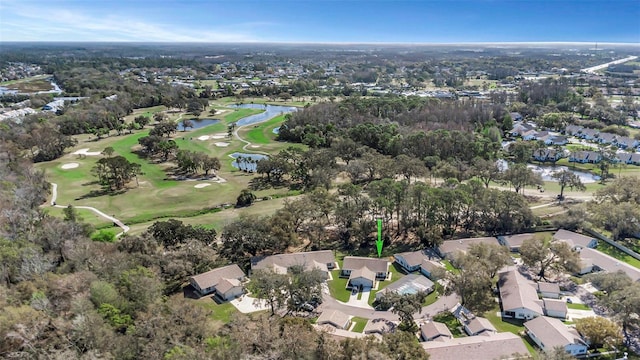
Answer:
[502,163,543,194]
[376,292,426,332]
[92,155,142,190]
[246,269,289,315]
[520,234,581,280]
[551,169,586,200]
[575,316,623,349]
[236,189,256,207]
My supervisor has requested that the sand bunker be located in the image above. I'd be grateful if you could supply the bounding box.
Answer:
[61,163,79,169]
[250,145,261,148]
[215,142,230,147]
[197,135,211,141]
[73,148,102,156]
[194,183,211,188]
[210,133,228,139]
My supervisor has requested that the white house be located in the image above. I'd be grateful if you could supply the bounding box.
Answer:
[463,317,497,336]
[420,259,445,279]
[543,299,568,319]
[394,250,428,272]
[342,256,389,289]
[537,282,561,299]
[498,270,543,320]
[525,316,588,356]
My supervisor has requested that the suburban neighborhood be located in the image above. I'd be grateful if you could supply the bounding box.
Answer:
[188,228,640,359]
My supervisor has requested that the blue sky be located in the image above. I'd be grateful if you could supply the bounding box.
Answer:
[0,0,638,43]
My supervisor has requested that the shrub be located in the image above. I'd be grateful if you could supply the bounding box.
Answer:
[91,229,116,242]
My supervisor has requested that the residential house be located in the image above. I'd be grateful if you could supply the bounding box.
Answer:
[189,264,246,300]
[537,282,561,299]
[498,270,543,320]
[394,250,429,272]
[510,122,535,137]
[553,229,598,250]
[569,151,602,164]
[616,153,632,164]
[421,321,453,341]
[532,148,562,162]
[543,299,568,319]
[375,274,434,301]
[437,237,500,259]
[577,257,595,275]
[250,250,336,278]
[363,318,395,335]
[510,112,524,122]
[544,135,568,146]
[525,316,588,356]
[578,128,599,141]
[564,125,583,136]
[317,310,351,330]
[463,317,497,336]
[522,130,540,141]
[614,136,637,149]
[625,153,640,166]
[420,259,445,279]
[578,248,640,282]
[498,233,536,252]
[341,256,389,288]
[420,332,530,360]
[596,132,617,145]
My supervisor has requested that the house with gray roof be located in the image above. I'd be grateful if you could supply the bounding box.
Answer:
[463,317,496,336]
[553,229,597,250]
[596,132,617,144]
[420,259,445,279]
[578,248,640,282]
[189,264,246,300]
[537,282,561,299]
[420,321,453,341]
[342,256,389,288]
[569,150,602,164]
[317,309,351,330]
[394,250,430,272]
[525,316,588,356]
[437,237,500,258]
[498,233,536,252]
[498,270,544,320]
[363,318,395,335]
[543,299,568,319]
[420,332,529,360]
[250,250,336,277]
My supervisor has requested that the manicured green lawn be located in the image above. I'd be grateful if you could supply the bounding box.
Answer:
[423,284,444,306]
[432,312,464,337]
[597,242,640,269]
[567,302,591,311]
[198,300,238,323]
[240,114,286,144]
[351,317,368,333]
[328,270,351,302]
[442,260,460,274]
[483,307,536,355]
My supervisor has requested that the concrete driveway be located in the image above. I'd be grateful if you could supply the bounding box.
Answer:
[346,287,373,309]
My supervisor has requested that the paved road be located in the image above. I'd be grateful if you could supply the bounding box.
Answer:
[319,292,460,321]
[49,182,130,237]
[581,55,638,74]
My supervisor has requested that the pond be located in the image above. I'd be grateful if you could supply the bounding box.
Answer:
[272,126,281,134]
[178,118,220,131]
[229,152,268,172]
[496,160,600,183]
[229,103,298,127]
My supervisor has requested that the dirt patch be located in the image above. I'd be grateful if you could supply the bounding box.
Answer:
[61,163,79,169]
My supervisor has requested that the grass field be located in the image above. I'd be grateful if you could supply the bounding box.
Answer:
[239,114,286,145]
[328,270,351,302]
[0,75,54,92]
[38,104,300,230]
[567,302,591,311]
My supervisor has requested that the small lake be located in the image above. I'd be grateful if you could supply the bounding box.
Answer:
[229,103,298,127]
[496,160,600,183]
[229,152,268,172]
[272,126,280,134]
[178,118,220,131]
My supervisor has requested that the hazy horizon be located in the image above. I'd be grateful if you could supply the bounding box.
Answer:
[1,0,639,43]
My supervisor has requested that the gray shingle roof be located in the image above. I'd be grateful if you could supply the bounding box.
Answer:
[189,264,245,292]
[343,256,389,273]
[421,321,453,340]
[524,316,586,349]
[498,270,543,315]
[421,332,529,360]
[251,250,336,273]
[553,229,596,249]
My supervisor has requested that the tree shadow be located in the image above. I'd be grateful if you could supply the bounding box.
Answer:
[75,188,126,200]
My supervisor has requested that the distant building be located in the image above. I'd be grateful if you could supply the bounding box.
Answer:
[437,237,500,259]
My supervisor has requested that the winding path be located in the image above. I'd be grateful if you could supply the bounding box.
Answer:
[49,182,130,237]
[232,122,270,155]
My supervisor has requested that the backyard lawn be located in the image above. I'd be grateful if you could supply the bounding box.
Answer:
[567,302,591,311]
[432,312,464,337]
[483,306,536,355]
[196,299,238,324]
[351,317,368,333]
[328,270,351,302]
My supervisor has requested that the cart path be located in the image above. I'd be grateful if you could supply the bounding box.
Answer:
[49,182,130,237]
